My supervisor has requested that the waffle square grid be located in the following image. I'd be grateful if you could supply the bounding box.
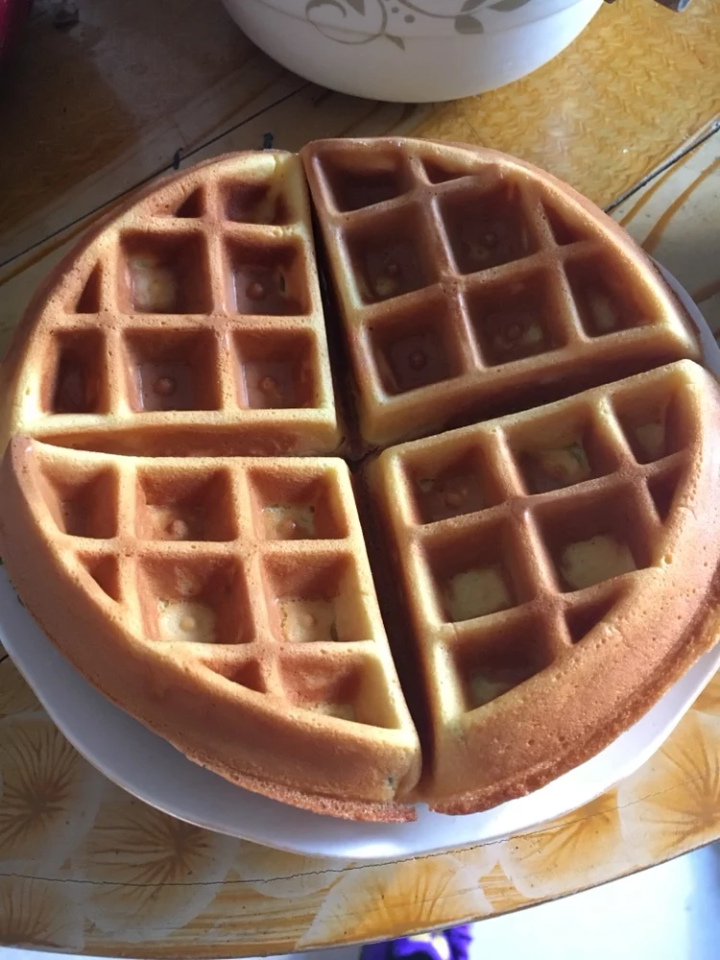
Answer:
[34,448,408,732]
[366,363,695,752]
[16,153,341,457]
[302,139,698,448]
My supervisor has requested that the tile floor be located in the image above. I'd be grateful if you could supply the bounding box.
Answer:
[3,843,720,960]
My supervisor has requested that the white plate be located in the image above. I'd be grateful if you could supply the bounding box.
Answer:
[1,265,718,862]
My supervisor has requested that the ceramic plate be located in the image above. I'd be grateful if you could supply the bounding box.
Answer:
[1,264,717,862]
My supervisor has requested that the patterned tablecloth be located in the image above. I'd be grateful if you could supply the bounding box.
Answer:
[0,0,719,953]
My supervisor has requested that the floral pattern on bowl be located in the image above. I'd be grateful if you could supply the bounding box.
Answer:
[250,0,578,48]
[222,0,604,99]
[304,0,533,48]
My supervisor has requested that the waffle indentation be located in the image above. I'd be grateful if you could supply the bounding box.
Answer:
[347,207,438,304]
[466,272,564,366]
[424,519,532,623]
[46,331,107,414]
[173,189,205,219]
[81,554,122,603]
[318,150,413,212]
[565,591,621,644]
[138,556,253,644]
[124,331,221,412]
[221,181,291,225]
[235,330,317,409]
[440,183,535,274]
[405,441,503,523]
[612,385,689,464]
[249,466,348,540]
[39,465,118,538]
[280,654,401,728]
[227,237,309,316]
[454,616,554,709]
[74,265,102,313]
[148,186,206,219]
[120,233,212,314]
[209,659,266,693]
[368,298,463,395]
[421,158,467,185]
[565,254,656,337]
[136,468,237,541]
[264,553,373,644]
[508,407,619,494]
[647,465,683,522]
[536,490,651,593]
[542,200,592,246]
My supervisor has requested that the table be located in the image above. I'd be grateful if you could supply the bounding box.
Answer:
[0,0,719,954]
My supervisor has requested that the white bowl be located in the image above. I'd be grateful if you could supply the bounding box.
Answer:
[221,0,604,102]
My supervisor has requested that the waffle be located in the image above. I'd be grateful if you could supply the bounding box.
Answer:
[301,138,700,449]
[0,152,341,458]
[364,360,720,812]
[1,140,719,822]
[0,439,421,819]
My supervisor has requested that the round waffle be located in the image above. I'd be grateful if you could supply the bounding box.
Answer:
[0,139,718,822]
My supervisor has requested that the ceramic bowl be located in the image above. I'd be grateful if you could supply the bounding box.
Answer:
[221,0,605,102]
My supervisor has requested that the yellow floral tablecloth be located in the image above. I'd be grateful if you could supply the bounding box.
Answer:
[0,0,719,953]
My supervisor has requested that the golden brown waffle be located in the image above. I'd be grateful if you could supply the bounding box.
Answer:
[1,141,719,822]
[365,360,720,813]
[0,439,421,819]
[301,138,700,448]
[0,152,341,458]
